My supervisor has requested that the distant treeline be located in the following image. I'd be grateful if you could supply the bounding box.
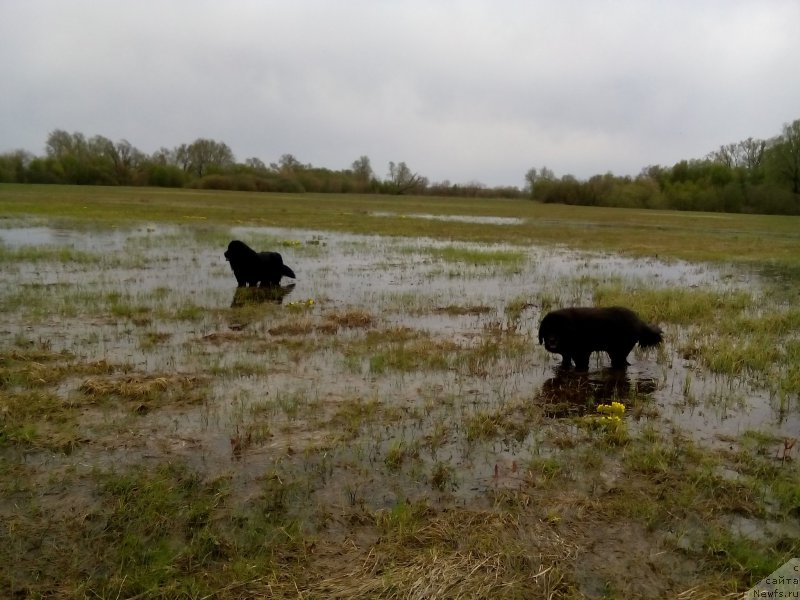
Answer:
[1,118,798,214]
[525,118,800,215]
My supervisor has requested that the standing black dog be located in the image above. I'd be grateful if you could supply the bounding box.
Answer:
[224,240,296,287]
[538,306,662,370]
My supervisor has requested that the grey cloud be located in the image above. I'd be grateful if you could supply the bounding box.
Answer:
[1,0,799,186]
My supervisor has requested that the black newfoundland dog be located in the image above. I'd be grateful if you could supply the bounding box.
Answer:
[224,240,296,287]
[538,306,663,370]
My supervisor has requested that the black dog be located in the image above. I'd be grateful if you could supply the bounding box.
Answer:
[538,306,662,370]
[224,240,296,287]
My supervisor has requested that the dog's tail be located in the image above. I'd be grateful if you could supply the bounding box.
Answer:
[638,323,663,348]
[282,264,296,279]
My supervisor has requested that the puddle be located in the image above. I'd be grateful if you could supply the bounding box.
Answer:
[0,223,176,251]
[371,212,525,225]
[1,221,797,508]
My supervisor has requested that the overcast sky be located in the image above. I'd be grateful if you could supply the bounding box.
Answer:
[2,1,798,187]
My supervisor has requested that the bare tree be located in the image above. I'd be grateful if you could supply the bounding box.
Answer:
[709,137,765,170]
[276,153,303,174]
[244,157,267,172]
[387,161,426,194]
[524,166,555,197]
[151,146,176,165]
[351,155,373,182]
[176,138,235,177]
[709,143,736,168]
[109,139,144,183]
[45,129,87,159]
[738,137,766,170]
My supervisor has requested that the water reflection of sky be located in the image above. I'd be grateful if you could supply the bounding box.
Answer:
[0,224,173,251]
[1,223,755,312]
[2,223,794,451]
[371,211,525,225]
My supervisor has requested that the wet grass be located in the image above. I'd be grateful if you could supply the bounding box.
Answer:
[2,183,800,270]
[0,188,798,598]
[593,281,753,324]
[593,279,800,395]
[421,246,528,275]
[0,244,103,264]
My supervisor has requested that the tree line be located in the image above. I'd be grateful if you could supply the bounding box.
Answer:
[0,118,798,214]
[525,119,800,214]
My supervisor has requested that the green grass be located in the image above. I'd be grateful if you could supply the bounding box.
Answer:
[592,279,800,394]
[593,282,753,324]
[95,465,229,595]
[429,460,458,491]
[423,245,527,271]
[384,439,418,471]
[0,244,103,264]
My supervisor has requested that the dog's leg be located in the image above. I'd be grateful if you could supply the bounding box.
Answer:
[573,352,591,371]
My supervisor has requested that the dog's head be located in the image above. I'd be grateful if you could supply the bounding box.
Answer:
[224,240,256,262]
[541,332,562,353]
[538,311,568,353]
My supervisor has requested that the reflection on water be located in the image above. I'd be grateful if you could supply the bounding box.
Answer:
[371,211,525,225]
[0,226,56,246]
[1,221,795,485]
[536,368,658,418]
[0,224,174,251]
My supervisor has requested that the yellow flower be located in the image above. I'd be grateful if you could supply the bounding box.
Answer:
[597,402,625,416]
[287,298,316,310]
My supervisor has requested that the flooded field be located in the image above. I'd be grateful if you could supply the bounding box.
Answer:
[1,217,798,598]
